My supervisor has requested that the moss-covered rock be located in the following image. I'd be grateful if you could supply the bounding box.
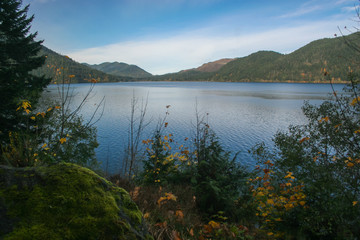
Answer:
[0,163,152,240]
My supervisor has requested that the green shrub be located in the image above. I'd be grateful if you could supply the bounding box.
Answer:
[252,73,360,238]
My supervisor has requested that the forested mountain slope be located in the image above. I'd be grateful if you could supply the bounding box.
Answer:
[85,62,152,78]
[148,33,360,82]
[32,47,133,83]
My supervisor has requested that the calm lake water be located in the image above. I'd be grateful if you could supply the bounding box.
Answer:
[45,81,344,174]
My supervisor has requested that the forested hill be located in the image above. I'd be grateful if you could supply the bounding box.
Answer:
[33,33,360,83]
[147,32,360,83]
[84,62,152,78]
[32,46,133,83]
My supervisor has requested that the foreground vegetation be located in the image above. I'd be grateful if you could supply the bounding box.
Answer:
[1,0,360,239]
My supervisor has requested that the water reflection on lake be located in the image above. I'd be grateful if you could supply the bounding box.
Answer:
[44,81,344,174]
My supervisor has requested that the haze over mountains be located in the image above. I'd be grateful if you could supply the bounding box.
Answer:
[35,32,360,83]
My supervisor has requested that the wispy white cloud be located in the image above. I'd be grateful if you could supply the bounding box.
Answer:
[278,0,357,19]
[342,5,358,12]
[336,0,356,5]
[278,0,326,19]
[67,18,349,75]
[33,0,55,3]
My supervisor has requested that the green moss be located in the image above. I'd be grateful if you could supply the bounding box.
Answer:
[0,163,151,239]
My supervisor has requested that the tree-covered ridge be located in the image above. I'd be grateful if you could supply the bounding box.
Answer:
[147,33,360,82]
[32,46,133,83]
[85,62,152,78]
[32,33,360,83]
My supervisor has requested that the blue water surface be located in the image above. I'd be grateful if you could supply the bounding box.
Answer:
[45,81,344,174]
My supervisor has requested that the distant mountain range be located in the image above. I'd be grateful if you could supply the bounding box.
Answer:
[34,32,360,83]
[32,47,133,83]
[149,32,360,83]
[181,58,235,73]
[84,62,152,78]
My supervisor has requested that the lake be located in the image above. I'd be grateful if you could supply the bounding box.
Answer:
[45,81,344,174]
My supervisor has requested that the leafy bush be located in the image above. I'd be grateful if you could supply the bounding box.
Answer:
[139,116,253,222]
[251,72,360,238]
[1,99,99,169]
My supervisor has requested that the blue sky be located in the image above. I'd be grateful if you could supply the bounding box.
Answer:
[24,0,359,74]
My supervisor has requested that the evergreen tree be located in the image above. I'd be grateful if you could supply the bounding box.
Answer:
[0,0,50,142]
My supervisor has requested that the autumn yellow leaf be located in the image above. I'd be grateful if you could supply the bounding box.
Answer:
[347,162,355,168]
[284,203,294,210]
[41,143,47,148]
[318,116,329,123]
[299,137,310,143]
[155,221,167,228]
[36,112,46,118]
[350,96,360,106]
[172,230,181,240]
[175,210,184,220]
[284,172,295,179]
[59,138,67,144]
[30,116,36,120]
[353,201,358,206]
[189,228,194,236]
[165,192,177,201]
[208,220,220,229]
[157,196,167,205]
[257,191,265,197]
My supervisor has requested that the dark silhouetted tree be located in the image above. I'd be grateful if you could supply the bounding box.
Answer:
[0,0,50,142]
